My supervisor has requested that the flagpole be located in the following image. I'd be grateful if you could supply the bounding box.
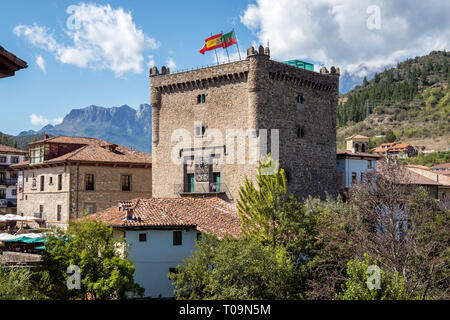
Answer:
[222,30,230,63]
[233,28,242,60]
[211,33,220,65]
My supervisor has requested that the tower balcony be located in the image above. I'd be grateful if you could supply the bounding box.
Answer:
[174,182,229,196]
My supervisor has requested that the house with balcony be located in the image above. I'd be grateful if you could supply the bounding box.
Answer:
[373,142,418,159]
[11,135,152,228]
[0,144,27,213]
[336,135,381,199]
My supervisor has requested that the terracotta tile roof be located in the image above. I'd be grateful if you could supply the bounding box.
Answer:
[345,134,369,141]
[11,136,151,168]
[29,136,110,146]
[86,197,242,239]
[0,144,27,154]
[336,149,380,159]
[431,163,450,170]
[406,164,431,171]
[407,167,450,187]
[373,143,416,153]
[397,167,441,186]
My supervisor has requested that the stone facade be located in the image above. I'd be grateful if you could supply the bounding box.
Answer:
[17,164,152,228]
[150,46,339,201]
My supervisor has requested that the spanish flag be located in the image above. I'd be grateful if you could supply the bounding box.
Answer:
[200,33,223,54]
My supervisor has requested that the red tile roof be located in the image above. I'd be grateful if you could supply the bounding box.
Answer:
[86,197,242,239]
[0,144,27,154]
[431,163,450,170]
[11,136,151,168]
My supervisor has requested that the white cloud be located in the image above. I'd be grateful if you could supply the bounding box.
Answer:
[166,57,176,71]
[29,114,63,127]
[147,55,155,69]
[14,3,159,76]
[241,0,450,77]
[52,117,63,125]
[35,55,46,72]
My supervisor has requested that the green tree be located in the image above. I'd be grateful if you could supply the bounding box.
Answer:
[0,268,43,300]
[385,129,396,142]
[335,254,411,300]
[170,234,302,300]
[237,155,301,246]
[37,219,143,299]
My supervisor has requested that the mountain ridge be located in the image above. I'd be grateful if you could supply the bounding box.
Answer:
[18,104,152,153]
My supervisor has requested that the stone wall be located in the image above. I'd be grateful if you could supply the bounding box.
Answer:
[17,164,152,228]
[150,46,339,201]
[69,164,152,219]
[17,165,71,227]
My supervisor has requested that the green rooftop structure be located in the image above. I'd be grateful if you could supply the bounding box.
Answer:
[284,60,314,71]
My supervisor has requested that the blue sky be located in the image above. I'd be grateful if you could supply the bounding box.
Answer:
[1,0,449,135]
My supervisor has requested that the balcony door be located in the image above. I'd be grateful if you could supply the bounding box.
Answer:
[213,172,221,192]
[187,174,195,193]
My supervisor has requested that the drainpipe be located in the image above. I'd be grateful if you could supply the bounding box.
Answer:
[76,163,79,218]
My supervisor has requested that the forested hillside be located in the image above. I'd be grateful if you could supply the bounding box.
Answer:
[337,51,450,151]
[0,131,48,150]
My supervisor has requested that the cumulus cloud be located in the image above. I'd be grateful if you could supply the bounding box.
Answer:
[35,55,46,72]
[14,3,159,76]
[29,114,63,127]
[241,0,450,78]
[166,57,177,71]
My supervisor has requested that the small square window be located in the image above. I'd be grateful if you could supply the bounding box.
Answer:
[139,233,147,242]
[173,230,182,246]
[197,232,202,241]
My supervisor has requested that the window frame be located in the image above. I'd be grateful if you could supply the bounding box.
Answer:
[173,230,182,246]
[121,174,132,191]
[139,233,147,242]
[85,174,95,191]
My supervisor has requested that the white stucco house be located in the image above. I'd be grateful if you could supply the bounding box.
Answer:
[89,197,241,298]
[336,135,381,196]
[0,144,27,211]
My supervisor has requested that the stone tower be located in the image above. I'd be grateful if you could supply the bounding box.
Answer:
[150,46,339,201]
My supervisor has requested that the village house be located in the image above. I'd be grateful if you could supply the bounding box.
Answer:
[0,144,27,214]
[405,165,450,202]
[11,136,152,228]
[88,197,241,298]
[373,142,418,159]
[430,163,450,176]
[150,45,340,202]
[336,135,380,195]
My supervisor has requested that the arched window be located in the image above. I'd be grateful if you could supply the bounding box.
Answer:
[197,95,202,104]
[355,143,359,152]
[297,94,304,104]
[297,127,304,138]
[361,144,366,153]
[202,94,206,103]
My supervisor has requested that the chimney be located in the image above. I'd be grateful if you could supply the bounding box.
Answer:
[119,201,135,221]
[44,134,49,140]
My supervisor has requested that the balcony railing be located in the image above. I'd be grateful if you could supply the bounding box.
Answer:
[174,183,229,196]
[0,178,18,186]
